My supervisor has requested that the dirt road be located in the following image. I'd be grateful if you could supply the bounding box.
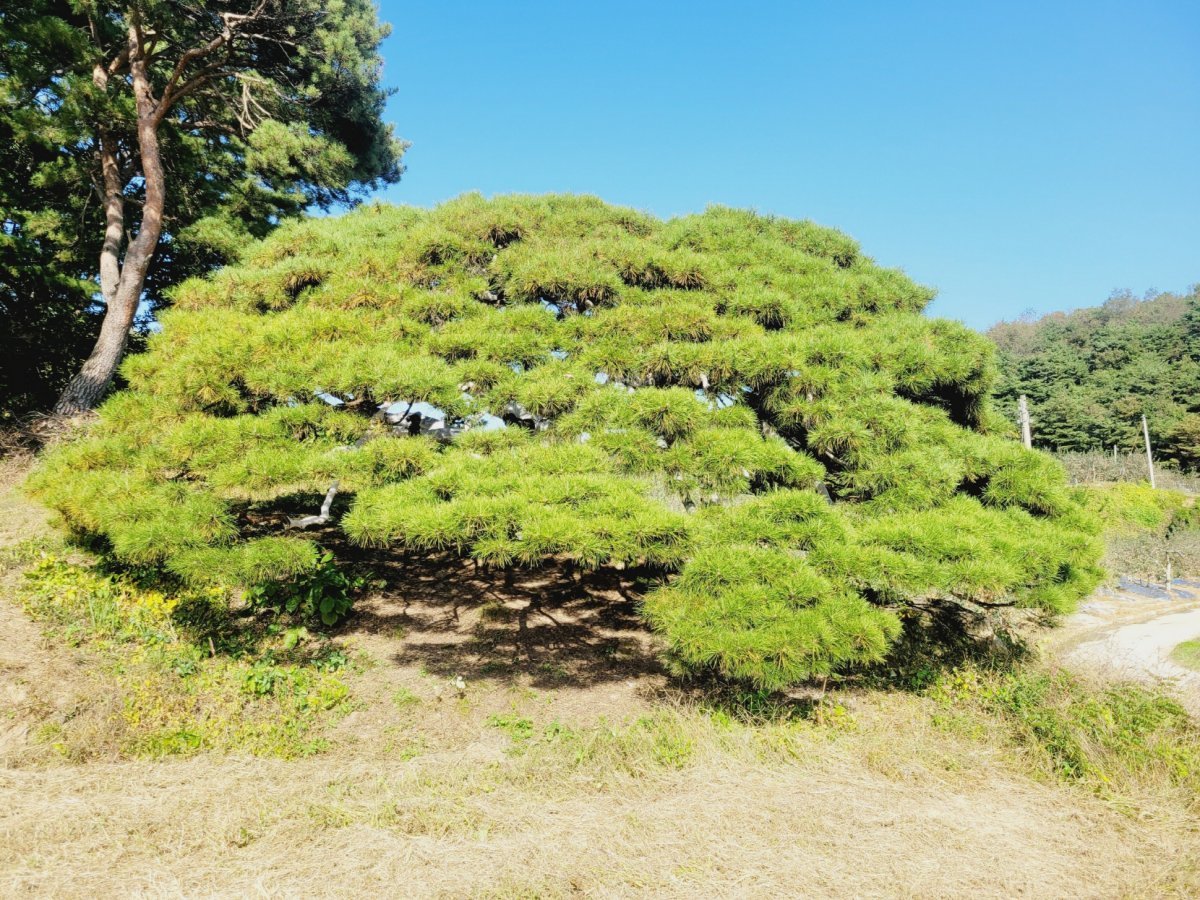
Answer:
[1051,578,1200,713]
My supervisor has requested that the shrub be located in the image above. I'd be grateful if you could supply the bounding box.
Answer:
[29,194,1103,689]
[1079,483,1200,580]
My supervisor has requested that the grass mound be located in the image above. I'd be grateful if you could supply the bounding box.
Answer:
[29,193,1103,688]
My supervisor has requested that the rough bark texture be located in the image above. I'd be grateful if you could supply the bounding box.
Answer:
[55,25,167,416]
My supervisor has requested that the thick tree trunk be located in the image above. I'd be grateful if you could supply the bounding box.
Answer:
[55,27,167,416]
[53,291,140,415]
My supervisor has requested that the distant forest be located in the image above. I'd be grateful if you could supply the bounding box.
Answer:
[990,287,1200,469]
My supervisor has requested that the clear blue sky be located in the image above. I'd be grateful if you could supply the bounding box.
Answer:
[372,1,1198,329]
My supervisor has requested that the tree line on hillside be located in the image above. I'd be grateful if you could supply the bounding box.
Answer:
[990,287,1200,469]
[1,1,403,419]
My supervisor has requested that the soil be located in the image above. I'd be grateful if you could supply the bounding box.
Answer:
[2,457,1198,897]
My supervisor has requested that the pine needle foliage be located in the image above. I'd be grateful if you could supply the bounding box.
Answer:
[29,194,1104,689]
[990,287,1200,467]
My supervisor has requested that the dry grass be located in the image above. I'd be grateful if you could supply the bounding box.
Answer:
[0,451,47,548]
[2,459,1199,898]
[1057,450,1200,494]
[3,701,1196,899]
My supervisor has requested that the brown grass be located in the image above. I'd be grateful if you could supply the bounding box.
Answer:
[3,709,1196,898]
[2,459,1199,898]
[1056,450,1200,494]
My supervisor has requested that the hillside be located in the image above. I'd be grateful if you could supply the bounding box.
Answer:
[989,288,1200,467]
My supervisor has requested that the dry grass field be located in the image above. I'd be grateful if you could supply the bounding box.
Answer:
[2,455,1198,898]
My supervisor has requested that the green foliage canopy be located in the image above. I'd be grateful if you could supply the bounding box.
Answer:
[30,194,1104,689]
[990,288,1200,468]
[0,0,404,416]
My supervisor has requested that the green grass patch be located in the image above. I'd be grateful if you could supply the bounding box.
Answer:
[929,663,1200,811]
[482,691,857,779]
[1170,639,1200,673]
[19,554,354,759]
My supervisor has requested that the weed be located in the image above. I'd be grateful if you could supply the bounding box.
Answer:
[1170,639,1200,672]
[18,555,353,759]
[244,552,363,626]
[928,663,1200,809]
[487,712,536,752]
[392,687,421,710]
[381,728,428,760]
[312,646,349,673]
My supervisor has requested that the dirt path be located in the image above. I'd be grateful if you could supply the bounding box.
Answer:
[1050,580,1200,713]
[0,456,89,764]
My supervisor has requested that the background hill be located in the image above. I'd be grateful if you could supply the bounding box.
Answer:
[989,287,1200,468]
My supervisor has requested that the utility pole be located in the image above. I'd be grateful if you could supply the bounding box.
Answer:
[1018,395,1032,449]
[1142,414,1156,489]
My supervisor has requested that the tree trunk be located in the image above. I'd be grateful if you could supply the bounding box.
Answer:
[52,291,140,415]
[55,26,167,416]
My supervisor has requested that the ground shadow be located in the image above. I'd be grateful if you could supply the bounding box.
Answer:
[338,544,669,690]
[846,600,1036,692]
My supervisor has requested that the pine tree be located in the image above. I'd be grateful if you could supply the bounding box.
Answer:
[29,194,1104,689]
[1,1,404,416]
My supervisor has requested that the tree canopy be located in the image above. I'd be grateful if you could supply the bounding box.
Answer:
[0,0,404,416]
[29,194,1104,689]
[0,124,99,420]
[990,288,1200,468]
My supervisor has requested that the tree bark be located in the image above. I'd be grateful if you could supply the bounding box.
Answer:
[96,130,124,308]
[55,25,167,416]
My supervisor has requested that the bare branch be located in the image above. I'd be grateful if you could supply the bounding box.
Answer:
[155,0,273,119]
[158,30,231,113]
[160,67,223,114]
[288,481,341,529]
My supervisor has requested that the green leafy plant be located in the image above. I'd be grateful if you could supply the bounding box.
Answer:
[244,552,363,626]
[29,194,1104,689]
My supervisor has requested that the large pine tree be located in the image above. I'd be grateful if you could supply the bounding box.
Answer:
[30,195,1104,688]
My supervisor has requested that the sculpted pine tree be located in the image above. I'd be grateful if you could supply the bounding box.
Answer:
[1,1,404,415]
[30,195,1105,688]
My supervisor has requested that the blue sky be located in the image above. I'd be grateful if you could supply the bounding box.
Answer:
[372,1,1198,329]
